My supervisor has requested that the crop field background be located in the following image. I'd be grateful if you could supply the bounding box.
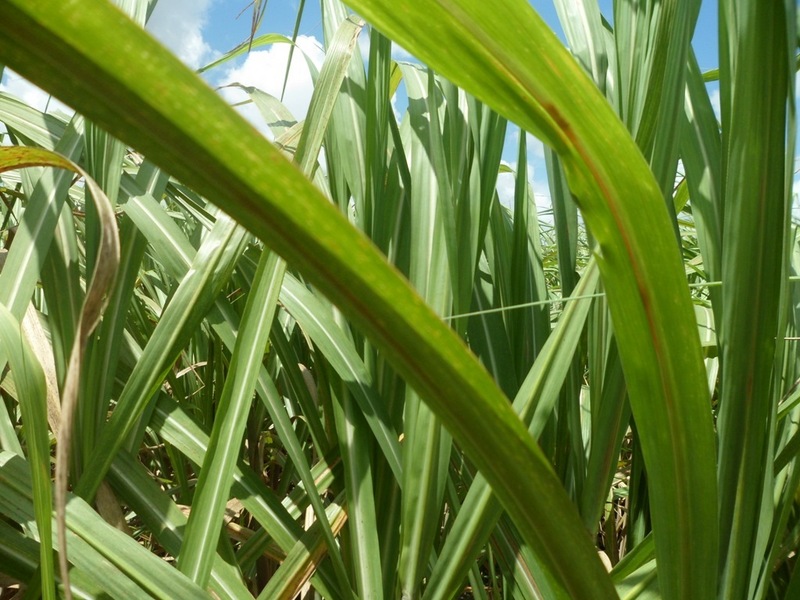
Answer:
[0,1,798,599]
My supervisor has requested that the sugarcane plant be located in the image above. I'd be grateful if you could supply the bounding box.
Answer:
[0,0,797,598]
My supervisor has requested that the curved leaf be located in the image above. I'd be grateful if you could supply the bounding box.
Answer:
[0,1,644,597]
[340,1,718,597]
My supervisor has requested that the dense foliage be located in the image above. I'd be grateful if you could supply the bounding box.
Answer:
[0,0,797,599]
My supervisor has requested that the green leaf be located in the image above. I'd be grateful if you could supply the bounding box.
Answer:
[339,1,718,597]
[0,450,208,599]
[177,251,283,585]
[75,214,248,500]
[0,144,120,600]
[715,2,796,597]
[0,1,725,596]
[0,306,54,599]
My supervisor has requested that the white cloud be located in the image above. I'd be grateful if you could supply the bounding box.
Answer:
[146,0,215,69]
[528,135,545,160]
[218,35,326,128]
[0,70,73,115]
[496,170,516,208]
[496,160,552,218]
[0,0,215,120]
[0,71,74,147]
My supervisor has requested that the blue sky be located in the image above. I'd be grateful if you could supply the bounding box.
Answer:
[194,1,719,69]
[143,0,722,211]
[0,1,748,210]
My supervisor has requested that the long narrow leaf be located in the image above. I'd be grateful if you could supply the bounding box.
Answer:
[0,2,629,596]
